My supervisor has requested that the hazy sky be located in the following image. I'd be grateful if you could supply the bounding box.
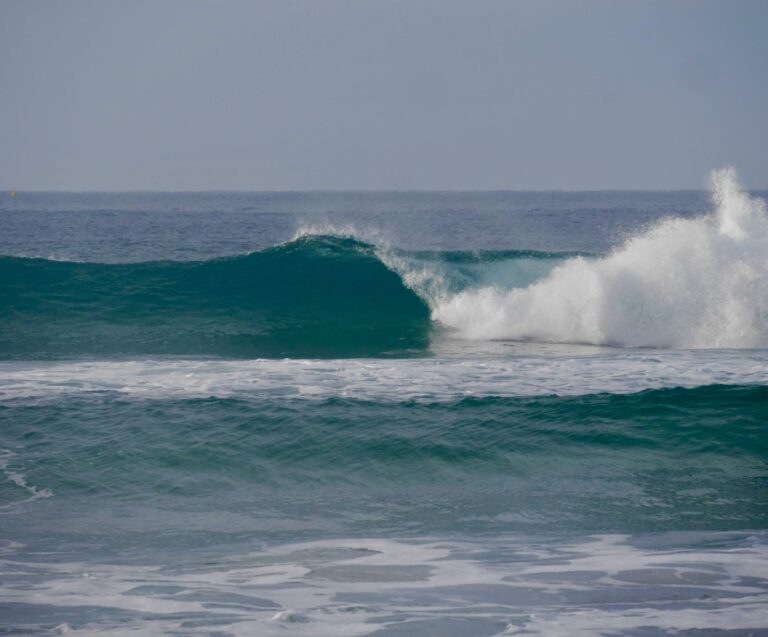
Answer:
[1,0,766,190]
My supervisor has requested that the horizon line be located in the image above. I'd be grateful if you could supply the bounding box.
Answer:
[5,187,767,195]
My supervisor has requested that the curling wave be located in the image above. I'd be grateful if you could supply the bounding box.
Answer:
[1,233,578,358]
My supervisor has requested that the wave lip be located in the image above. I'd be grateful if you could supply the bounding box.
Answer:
[432,168,768,349]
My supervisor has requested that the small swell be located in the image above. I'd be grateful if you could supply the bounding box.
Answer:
[3,385,766,494]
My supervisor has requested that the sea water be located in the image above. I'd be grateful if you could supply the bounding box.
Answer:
[1,169,767,635]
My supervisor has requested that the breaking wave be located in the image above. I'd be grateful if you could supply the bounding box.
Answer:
[2,168,765,357]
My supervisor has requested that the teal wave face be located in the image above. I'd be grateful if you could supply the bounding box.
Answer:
[2,385,766,534]
[0,236,578,359]
[0,236,434,358]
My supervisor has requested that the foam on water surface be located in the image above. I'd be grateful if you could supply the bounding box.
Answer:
[0,349,766,402]
[1,533,767,636]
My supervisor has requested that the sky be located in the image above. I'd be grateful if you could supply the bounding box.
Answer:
[1,0,766,191]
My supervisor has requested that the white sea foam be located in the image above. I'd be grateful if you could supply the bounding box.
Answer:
[0,351,765,402]
[1,533,766,636]
[429,169,768,348]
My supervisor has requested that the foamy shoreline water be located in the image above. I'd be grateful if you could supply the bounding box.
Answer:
[2,532,767,636]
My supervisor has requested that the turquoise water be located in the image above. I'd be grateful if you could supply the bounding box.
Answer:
[0,236,591,358]
[1,178,767,635]
[2,386,767,539]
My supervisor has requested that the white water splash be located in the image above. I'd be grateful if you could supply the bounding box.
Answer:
[432,168,768,348]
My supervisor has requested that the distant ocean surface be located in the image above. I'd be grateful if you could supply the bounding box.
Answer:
[2,171,767,636]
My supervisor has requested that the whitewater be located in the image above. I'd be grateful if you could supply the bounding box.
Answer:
[423,169,768,348]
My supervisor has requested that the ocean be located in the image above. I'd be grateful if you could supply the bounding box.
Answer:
[1,168,767,636]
